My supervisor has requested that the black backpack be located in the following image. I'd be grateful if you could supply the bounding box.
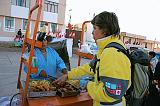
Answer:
[89,42,149,103]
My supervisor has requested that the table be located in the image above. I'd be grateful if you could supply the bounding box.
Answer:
[28,92,93,106]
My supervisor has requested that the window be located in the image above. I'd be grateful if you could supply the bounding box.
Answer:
[11,0,30,8]
[4,17,15,31]
[128,38,131,44]
[44,0,58,13]
[22,19,28,31]
[54,3,58,13]
[39,21,45,30]
[51,23,57,33]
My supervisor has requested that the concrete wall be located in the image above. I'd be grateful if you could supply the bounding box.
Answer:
[0,16,4,32]
[15,18,22,34]
[58,0,66,25]
[11,5,29,19]
[0,16,15,38]
[0,0,11,16]
[43,12,58,23]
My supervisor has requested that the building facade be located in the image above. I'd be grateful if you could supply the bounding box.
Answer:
[121,32,160,52]
[71,22,160,52]
[0,0,66,41]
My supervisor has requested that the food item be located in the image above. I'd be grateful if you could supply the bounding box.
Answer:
[29,80,56,92]
[56,82,77,92]
[66,80,80,89]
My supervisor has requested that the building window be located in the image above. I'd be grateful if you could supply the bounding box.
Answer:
[128,38,131,44]
[4,17,15,32]
[22,19,28,31]
[51,23,57,33]
[44,0,58,13]
[11,0,30,8]
[39,21,45,30]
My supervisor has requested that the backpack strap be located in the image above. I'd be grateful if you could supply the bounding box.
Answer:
[105,42,130,59]
[105,42,135,98]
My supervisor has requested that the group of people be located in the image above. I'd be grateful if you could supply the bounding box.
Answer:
[25,11,130,106]
[14,29,23,41]
[23,11,160,106]
[14,29,24,47]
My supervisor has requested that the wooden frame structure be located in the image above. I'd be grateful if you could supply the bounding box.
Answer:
[16,1,93,105]
[17,0,43,105]
[75,21,94,66]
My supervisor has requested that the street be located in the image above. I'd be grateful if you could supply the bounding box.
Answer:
[0,47,90,97]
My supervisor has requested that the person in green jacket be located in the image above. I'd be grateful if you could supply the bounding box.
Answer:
[55,11,131,106]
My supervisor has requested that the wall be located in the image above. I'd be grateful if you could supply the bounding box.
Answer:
[15,18,22,34]
[0,0,11,16]
[11,5,29,19]
[57,0,66,25]
[43,12,58,23]
[0,16,15,38]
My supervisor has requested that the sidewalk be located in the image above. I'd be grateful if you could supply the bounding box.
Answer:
[0,47,90,97]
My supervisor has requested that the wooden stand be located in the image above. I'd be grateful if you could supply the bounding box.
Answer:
[17,0,43,105]
[75,50,93,66]
[75,21,94,66]
[16,1,93,106]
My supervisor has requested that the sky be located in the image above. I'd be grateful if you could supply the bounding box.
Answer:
[65,0,160,41]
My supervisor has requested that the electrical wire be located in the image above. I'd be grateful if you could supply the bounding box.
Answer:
[9,93,20,106]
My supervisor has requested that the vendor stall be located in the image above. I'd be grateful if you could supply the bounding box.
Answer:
[16,1,92,106]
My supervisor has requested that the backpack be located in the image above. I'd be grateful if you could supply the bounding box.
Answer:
[106,42,149,98]
[89,42,149,101]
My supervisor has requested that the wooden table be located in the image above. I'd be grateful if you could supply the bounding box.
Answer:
[28,92,93,106]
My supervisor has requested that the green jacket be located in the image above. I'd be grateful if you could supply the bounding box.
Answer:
[68,36,131,106]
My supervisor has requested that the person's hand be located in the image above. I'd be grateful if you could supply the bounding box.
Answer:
[39,70,47,78]
[62,69,68,74]
[53,74,68,85]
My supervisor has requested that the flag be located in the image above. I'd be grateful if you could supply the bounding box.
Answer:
[67,15,73,30]
[68,15,71,24]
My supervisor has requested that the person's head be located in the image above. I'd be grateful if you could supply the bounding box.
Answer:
[91,11,120,41]
[19,29,21,31]
[37,33,53,50]
[149,51,156,59]
[45,22,48,26]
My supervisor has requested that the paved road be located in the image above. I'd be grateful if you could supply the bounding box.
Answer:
[0,48,90,97]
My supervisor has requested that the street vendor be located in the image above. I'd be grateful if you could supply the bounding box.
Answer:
[23,34,67,79]
[55,11,131,106]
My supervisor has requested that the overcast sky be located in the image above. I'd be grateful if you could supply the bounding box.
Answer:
[65,0,160,41]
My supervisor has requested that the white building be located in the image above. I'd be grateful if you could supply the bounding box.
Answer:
[0,0,66,41]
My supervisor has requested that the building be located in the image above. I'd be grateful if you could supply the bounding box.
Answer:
[121,32,160,52]
[0,0,66,41]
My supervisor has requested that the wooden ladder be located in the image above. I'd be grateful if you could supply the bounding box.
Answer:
[17,0,43,105]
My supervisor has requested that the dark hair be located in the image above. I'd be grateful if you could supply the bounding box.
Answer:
[37,32,46,42]
[91,11,120,37]
[37,32,52,43]
[46,36,53,42]
[45,22,48,26]
[149,51,156,57]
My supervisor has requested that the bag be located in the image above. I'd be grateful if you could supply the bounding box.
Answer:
[48,39,70,71]
[105,42,149,105]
